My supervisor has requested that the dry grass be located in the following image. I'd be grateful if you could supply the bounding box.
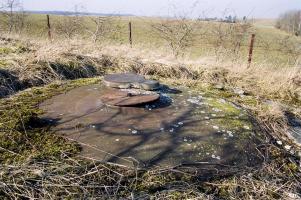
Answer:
[0,35,300,199]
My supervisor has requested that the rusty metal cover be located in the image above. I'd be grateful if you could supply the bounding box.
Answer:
[100,89,160,106]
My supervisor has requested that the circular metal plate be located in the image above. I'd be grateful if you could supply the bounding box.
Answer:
[100,89,160,106]
[104,73,161,91]
[104,73,145,83]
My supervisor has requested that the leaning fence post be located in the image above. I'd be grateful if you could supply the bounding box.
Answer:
[47,15,52,40]
[248,34,256,68]
[128,21,132,48]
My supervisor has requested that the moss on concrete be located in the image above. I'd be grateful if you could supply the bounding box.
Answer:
[0,78,101,164]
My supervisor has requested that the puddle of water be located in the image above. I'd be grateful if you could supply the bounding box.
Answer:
[40,84,262,168]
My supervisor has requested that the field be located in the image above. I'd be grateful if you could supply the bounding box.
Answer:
[0,14,301,199]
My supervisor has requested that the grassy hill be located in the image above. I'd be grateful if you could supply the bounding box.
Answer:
[0,13,300,199]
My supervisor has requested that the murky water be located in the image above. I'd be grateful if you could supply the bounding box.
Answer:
[40,84,262,168]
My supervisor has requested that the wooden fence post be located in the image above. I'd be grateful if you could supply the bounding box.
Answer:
[248,34,255,68]
[129,22,132,48]
[47,15,52,40]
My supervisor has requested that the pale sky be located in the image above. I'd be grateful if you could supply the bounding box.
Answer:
[21,0,301,18]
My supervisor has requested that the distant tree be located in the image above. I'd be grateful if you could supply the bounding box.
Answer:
[276,10,301,36]
[0,0,26,34]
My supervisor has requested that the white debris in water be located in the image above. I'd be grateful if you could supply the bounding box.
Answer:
[187,97,203,105]
[184,138,188,142]
[227,131,233,137]
[178,122,184,125]
[187,99,200,104]
[59,114,64,116]
[160,128,165,131]
[132,130,138,134]
[213,126,219,130]
[244,125,250,130]
[212,108,221,112]
[91,125,96,128]
[219,99,226,104]
[115,139,120,142]
[284,145,291,150]
[169,128,174,133]
[212,154,221,160]
[276,141,283,145]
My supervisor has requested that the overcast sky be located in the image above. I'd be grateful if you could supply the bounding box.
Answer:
[21,0,301,18]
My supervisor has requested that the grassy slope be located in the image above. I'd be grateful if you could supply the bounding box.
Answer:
[4,14,300,66]
[0,15,300,199]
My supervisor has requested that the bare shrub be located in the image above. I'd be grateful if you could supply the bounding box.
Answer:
[0,0,27,34]
[151,16,200,58]
[86,16,118,43]
[209,21,253,60]
[55,15,84,39]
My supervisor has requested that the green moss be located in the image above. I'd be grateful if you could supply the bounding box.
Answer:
[0,78,101,164]
[206,98,241,115]
[0,60,8,67]
[0,47,12,54]
[14,44,31,53]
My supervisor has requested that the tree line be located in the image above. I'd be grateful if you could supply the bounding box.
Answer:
[276,10,301,36]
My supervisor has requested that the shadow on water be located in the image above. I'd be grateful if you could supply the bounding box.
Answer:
[39,84,264,178]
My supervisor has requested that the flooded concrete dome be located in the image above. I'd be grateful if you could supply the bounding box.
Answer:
[40,83,262,170]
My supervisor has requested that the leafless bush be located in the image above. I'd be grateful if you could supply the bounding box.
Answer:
[209,21,253,60]
[55,16,84,39]
[152,16,200,57]
[0,0,27,34]
[86,16,117,43]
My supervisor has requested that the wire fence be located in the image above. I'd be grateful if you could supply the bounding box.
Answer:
[3,14,301,66]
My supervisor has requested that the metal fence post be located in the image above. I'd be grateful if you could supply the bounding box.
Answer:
[47,15,52,40]
[129,22,132,48]
[248,34,256,68]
